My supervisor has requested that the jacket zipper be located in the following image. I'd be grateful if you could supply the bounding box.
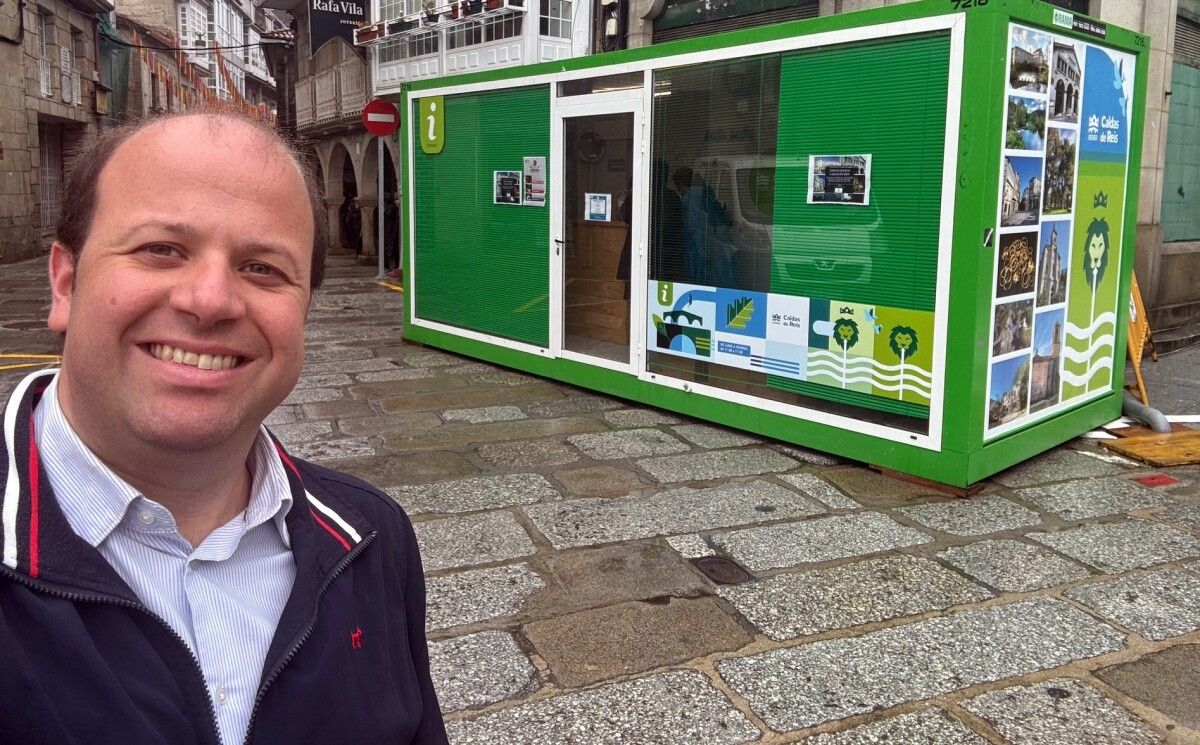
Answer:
[242,531,377,745]
[0,566,223,745]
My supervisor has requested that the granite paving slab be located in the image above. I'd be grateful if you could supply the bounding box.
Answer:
[523,596,753,687]
[603,408,681,427]
[267,420,333,445]
[301,356,396,374]
[285,437,375,462]
[1065,569,1200,641]
[406,350,467,367]
[961,678,1164,744]
[1096,645,1200,731]
[414,512,537,572]
[778,472,860,510]
[523,481,822,549]
[937,539,1090,593]
[1157,503,1200,533]
[992,449,1129,488]
[425,564,546,631]
[718,555,991,640]
[712,512,932,572]
[442,405,527,424]
[801,710,986,744]
[445,670,759,744]
[294,372,353,389]
[337,411,444,437]
[897,495,1043,536]
[716,597,1125,732]
[553,465,644,497]
[773,443,841,466]
[671,423,761,449]
[478,440,582,469]
[469,371,536,386]
[523,394,623,417]
[379,416,608,452]
[354,368,437,383]
[429,630,538,712]
[523,542,710,618]
[327,450,479,488]
[638,448,799,483]
[1016,477,1173,521]
[264,406,301,426]
[301,345,375,364]
[388,473,560,515]
[281,387,344,405]
[666,534,714,559]
[1029,520,1200,572]
[301,399,375,419]
[567,428,691,460]
[818,468,944,505]
[375,381,560,413]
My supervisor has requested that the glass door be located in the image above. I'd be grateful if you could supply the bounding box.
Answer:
[551,90,644,370]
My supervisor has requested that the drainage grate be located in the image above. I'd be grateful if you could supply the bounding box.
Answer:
[691,556,754,585]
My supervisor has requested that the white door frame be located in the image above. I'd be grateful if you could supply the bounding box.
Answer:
[549,86,649,374]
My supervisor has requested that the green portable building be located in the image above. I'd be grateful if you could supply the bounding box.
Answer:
[394,0,1148,486]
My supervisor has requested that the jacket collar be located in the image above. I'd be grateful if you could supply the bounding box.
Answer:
[1,370,373,601]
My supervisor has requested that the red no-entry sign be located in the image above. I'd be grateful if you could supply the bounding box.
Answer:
[362,99,400,137]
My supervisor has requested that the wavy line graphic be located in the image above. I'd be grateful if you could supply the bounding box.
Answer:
[1060,356,1113,387]
[808,350,933,381]
[806,361,932,386]
[808,369,933,396]
[1060,334,1114,364]
[1064,312,1116,341]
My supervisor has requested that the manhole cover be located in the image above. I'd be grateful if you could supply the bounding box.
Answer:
[691,556,754,585]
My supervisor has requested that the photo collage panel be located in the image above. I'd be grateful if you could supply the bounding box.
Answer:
[988,24,1098,434]
[987,23,1135,437]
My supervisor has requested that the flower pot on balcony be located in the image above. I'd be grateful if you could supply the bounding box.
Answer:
[484,0,502,10]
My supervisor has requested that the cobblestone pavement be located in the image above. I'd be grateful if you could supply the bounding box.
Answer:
[4,254,1200,744]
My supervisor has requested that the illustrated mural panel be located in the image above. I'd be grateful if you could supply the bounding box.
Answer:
[649,281,934,407]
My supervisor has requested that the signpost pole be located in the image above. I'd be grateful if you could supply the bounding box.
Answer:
[377,137,385,279]
[362,98,400,281]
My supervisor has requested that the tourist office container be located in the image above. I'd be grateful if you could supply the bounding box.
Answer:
[394,0,1147,486]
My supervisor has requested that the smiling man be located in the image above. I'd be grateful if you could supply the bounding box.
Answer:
[0,112,447,745]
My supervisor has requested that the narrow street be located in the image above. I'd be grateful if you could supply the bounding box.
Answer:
[3,254,1199,743]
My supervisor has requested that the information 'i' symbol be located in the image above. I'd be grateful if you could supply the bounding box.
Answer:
[426,101,437,143]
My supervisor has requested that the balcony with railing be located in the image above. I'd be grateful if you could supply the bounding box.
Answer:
[356,0,581,95]
[294,55,369,131]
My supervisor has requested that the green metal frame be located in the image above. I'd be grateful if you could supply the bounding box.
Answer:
[394,0,1149,486]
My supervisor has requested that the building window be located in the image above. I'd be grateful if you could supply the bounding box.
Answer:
[379,0,411,21]
[407,30,438,57]
[38,12,55,58]
[484,10,522,41]
[448,20,483,49]
[378,37,404,63]
[1042,0,1089,13]
[539,0,571,38]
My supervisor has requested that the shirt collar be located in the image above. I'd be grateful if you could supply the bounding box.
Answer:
[32,373,294,550]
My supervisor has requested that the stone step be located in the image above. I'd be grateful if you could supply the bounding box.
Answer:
[1148,299,1200,335]
[1153,321,1200,355]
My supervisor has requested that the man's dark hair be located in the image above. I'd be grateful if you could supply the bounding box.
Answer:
[56,106,329,290]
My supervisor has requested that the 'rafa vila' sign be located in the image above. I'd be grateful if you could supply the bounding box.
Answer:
[311,0,365,52]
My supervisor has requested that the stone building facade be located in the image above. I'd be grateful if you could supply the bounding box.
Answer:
[0,0,112,263]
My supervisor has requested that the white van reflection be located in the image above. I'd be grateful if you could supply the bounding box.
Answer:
[687,156,882,293]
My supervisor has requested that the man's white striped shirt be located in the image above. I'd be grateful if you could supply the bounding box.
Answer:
[32,374,296,745]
